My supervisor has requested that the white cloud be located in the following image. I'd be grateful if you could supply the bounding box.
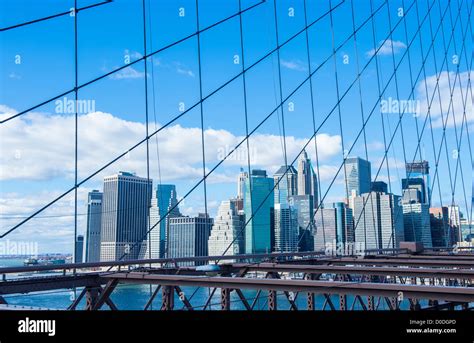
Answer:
[174,62,195,77]
[367,141,385,151]
[124,49,143,60]
[153,58,195,78]
[0,189,91,253]
[0,106,342,252]
[280,59,307,72]
[366,39,407,57]
[416,70,473,128]
[0,108,341,183]
[8,72,21,80]
[108,66,146,80]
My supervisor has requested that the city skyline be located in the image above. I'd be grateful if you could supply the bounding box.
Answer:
[1,0,472,254]
[77,151,470,263]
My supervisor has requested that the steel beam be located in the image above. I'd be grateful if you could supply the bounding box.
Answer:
[230,262,474,279]
[104,273,474,305]
[161,285,174,311]
[85,287,99,311]
[221,288,231,311]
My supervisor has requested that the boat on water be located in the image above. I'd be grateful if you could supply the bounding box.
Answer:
[23,257,66,267]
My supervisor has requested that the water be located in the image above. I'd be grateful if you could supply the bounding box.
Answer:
[0,258,416,310]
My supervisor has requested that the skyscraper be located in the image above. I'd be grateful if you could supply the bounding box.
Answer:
[371,181,388,194]
[297,150,318,208]
[353,192,404,250]
[244,169,274,254]
[402,178,427,204]
[402,202,433,248]
[75,235,84,263]
[314,202,354,253]
[289,194,315,251]
[273,203,299,253]
[273,165,297,205]
[429,207,450,247]
[155,184,180,257]
[100,172,152,261]
[167,214,213,266]
[208,199,245,262]
[405,161,430,205]
[344,157,372,196]
[85,190,102,263]
[237,168,248,200]
[143,196,161,259]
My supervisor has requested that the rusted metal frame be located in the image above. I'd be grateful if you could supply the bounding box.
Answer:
[267,271,278,310]
[85,286,100,310]
[367,296,374,311]
[144,285,162,310]
[161,285,174,310]
[174,285,194,311]
[286,272,306,310]
[305,273,315,311]
[92,279,118,310]
[337,274,347,311]
[221,288,231,311]
[268,289,277,310]
[339,294,347,310]
[271,272,298,310]
[106,272,474,303]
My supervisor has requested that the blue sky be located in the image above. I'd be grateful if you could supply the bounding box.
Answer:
[0,0,472,253]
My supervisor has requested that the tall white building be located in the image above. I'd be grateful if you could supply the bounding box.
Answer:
[353,192,404,250]
[85,190,102,263]
[100,172,152,261]
[274,203,299,253]
[237,168,248,200]
[208,199,244,262]
[448,205,461,242]
[142,196,161,259]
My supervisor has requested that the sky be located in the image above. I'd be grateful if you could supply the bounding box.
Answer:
[0,0,473,253]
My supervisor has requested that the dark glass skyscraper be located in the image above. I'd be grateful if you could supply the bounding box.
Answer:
[297,150,318,208]
[85,190,102,262]
[314,202,353,253]
[405,161,430,205]
[155,184,180,257]
[74,235,84,263]
[344,157,372,196]
[244,169,274,254]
